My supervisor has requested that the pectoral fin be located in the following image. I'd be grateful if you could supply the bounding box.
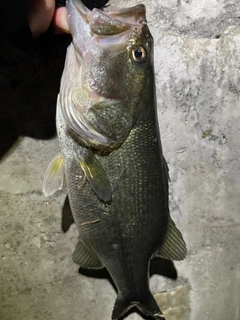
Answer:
[72,237,103,269]
[77,150,112,202]
[156,216,187,261]
[42,153,65,196]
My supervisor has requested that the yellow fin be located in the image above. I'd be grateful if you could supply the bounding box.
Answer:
[156,216,187,261]
[72,237,103,269]
[42,153,65,197]
[77,150,112,202]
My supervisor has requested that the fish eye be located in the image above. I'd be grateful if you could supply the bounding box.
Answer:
[132,46,147,63]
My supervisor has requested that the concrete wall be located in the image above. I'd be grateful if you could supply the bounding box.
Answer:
[1,1,240,320]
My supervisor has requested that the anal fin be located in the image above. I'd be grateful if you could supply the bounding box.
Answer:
[72,237,103,269]
[156,216,187,261]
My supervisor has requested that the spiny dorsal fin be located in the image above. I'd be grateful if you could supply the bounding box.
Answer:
[42,153,65,196]
[156,215,187,261]
[77,150,112,202]
[72,237,103,269]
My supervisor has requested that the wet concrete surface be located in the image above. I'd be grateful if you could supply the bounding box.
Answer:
[1,1,240,320]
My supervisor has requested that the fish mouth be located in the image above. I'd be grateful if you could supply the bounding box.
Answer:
[71,0,147,51]
[90,4,147,35]
[71,0,147,32]
[89,4,147,51]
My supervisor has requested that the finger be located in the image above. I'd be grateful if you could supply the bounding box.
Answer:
[52,7,70,34]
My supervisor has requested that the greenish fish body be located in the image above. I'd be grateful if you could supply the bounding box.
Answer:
[43,0,187,319]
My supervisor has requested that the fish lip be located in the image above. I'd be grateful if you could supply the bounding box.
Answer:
[104,4,147,24]
[105,4,146,27]
[89,4,147,36]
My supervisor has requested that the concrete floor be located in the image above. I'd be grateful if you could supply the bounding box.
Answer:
[1,1,240,320]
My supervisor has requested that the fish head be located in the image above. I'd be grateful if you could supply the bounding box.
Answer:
[61,1,155,149]
[84,4,154,102]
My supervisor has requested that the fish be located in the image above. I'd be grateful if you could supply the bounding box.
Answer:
[42,0,187,319]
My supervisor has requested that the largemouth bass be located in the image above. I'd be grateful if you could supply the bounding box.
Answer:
[43,0,187,319]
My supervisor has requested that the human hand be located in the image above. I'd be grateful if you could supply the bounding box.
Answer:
[28,0,70,38]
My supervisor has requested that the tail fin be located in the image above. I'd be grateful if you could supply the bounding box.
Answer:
[111,293,165,320]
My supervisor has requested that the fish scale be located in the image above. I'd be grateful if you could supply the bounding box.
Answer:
[65,119,167,290]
